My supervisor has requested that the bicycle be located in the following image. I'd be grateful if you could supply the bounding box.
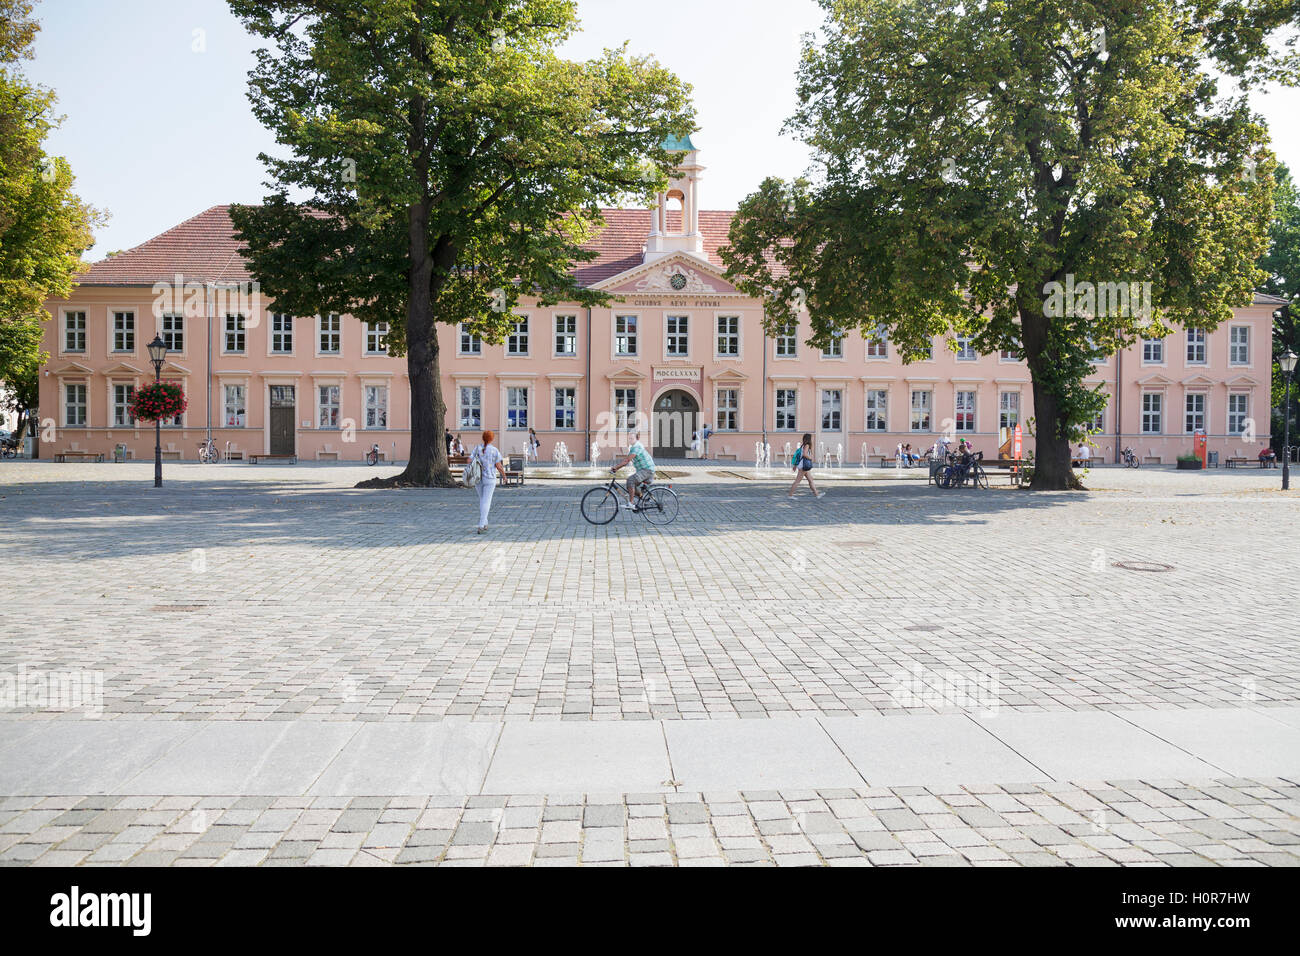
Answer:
[581,469,679,526]
[1121,446,1140,468]
[365,443,380,466]
[938,450,988,489]
[197,438,221,464]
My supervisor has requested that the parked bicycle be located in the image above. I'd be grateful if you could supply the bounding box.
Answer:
[1120,446,1140,468]
[937,450,988,489]
[581,469,679,526]
[365,443,380,466]
[197,438,221,463]
[0,435,19,459]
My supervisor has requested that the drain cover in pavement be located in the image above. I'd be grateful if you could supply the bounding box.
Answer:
[905,624,943,632]
[1112,561,1175,573]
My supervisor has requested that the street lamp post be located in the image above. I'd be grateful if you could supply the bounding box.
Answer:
[1281,350,1298,492]
[147,334,168,488]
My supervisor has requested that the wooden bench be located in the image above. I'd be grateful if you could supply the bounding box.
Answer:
[248,454,297,464]
[502,454,525,487]
[1225,457,1251,468]
[55,451,104,462]
[225,450,245,461]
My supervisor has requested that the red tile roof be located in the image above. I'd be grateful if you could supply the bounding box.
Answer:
[78,205,743,288]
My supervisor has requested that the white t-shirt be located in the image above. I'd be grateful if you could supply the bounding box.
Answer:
[474,443,503,481]
[1078,445,1091,460]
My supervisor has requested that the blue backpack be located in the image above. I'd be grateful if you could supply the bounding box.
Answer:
[792,447,803,466]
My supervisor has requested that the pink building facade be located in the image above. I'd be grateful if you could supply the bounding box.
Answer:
[38,145,1282,465]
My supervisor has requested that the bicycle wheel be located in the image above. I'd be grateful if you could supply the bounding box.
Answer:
[639,486,679,525]
[972,464,989,489]
[581,487,619,525]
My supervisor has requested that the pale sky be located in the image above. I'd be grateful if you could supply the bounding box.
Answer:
[24,0,1299,258]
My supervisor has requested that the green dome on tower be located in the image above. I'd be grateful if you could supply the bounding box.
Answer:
[662,133,697,152]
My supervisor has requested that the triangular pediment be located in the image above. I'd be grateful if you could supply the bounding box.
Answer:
[708,367,749,382]
[52,361,94,375]
[598,255,741,296]
[1225,375,1260,388]
[1181,374,1216,387]
[1136,373,1173,386]
[605,365,646,381]
[102,361,145,376]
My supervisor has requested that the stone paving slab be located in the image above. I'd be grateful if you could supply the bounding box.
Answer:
[481,722,672,793]
[664,718,865,790]
[1118,710,1300,778]
[308,723,500,796]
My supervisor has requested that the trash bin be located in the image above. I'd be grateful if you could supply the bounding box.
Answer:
[114,443,127,463]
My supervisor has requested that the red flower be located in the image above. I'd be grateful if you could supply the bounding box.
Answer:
[130,383,188,422]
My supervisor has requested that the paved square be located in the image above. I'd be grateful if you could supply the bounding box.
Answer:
[1,461,1297,865]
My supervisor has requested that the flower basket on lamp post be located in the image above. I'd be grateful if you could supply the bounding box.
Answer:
[129,383,187,423]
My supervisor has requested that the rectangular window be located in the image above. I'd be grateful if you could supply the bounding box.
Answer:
[223,314,246,353]
[955,336,976,361]
[1142,338,1164,363]
[64,383,86,426]
[775,325,797,357]
[999,391,1020,430]
[1229,326,1249,365]
[866,327,888,359]
[907,340,934,362]
[716,315,739,356]
[1091,405,1105,434]
[64,311,86,352]
[614,387,637,430]
[224,385,246,427]
[614,315,638,356]
[775,388,797,430]
[112,384,135,426]
[1141,392,1162,434]
[161,313,184,352]
[666,315,689,356]
[554,314,577,356]
[319,313,341,354]
[1184,393,1206,433]
[458,386,481,429]
[1186,328,1206,364]
[506,386,528,430]
[507,315,529,355]
[113,311,135,351]
[318,385,340,429]
[1228,393,1249,435]
[910,389,932,432]
[364,385,388,429]
[459,323,481,355]
[955,390,975,431]
[271,313,293,353]
[865,389,888,431]
[554,387,576,430]
[820,389,843,431]
[1000,336,1021,361]
[716,388,738,430]
[365,321,388,355]
[821,331,843,358]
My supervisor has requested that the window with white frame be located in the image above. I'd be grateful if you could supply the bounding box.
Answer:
[112,384,135,427]
[1186,328,1206,364]
[64,311,86,352]
[113,311,135,351]
[365,321,388,354]
[1228,393,1249,434]
[318,385,340,428]
[459,323,481,355]
[1000,336,1021,361]
[64,383,86,425]
[955,390,975,431]
[716,388,738,430]
[821,330,843,358]
[161,313,184,352]
[458,386,481,429]
[364,385,387,429]
[223,314,246,353]
[1142,337,1164,363]
[507,315,529,355]
[554,315,577,356]
[820,389,842,430]
[906,340,934,361]
[716,315,739,356]
[1229,326,1249,365]
[223,385,246,427]
[1091,405,1105,433]
[666,315,689,356]
[1184,392,1206,433]
[614,387,636,430]
[775,325,797,357]
[614,315,638,356]
[319,313,341,354]
[866,327,888,359]
[271,313,293,353]
[554,387,576,429]
[506,387,528,429]
[865,389,888,430]
[1141,392,1162,433]
[775,388,797,430]
[910,389,932,431]
[955,336,976,360]
[999,391,1019,430]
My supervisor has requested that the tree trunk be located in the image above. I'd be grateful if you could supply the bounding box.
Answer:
[1020,305,1081,490]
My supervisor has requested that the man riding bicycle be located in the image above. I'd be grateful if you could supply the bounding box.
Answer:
[611,431,656,511]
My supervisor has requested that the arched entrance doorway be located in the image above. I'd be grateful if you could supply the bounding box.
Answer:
[652,388,699,459]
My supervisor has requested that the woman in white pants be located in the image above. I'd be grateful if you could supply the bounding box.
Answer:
[472,430,508,534]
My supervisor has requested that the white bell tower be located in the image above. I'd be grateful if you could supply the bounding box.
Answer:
[645,134,706,264]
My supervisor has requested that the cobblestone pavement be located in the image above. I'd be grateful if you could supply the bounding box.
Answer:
[3,778,1297,867]
[1,462,1297,866]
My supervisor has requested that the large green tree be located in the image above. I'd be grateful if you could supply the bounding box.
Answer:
[1261,164,1298,449]
[0,0,100,438]
[723,0,1297,488]
[228,0,694,486]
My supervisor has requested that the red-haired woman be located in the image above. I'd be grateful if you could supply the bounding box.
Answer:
[472,430,508,533]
